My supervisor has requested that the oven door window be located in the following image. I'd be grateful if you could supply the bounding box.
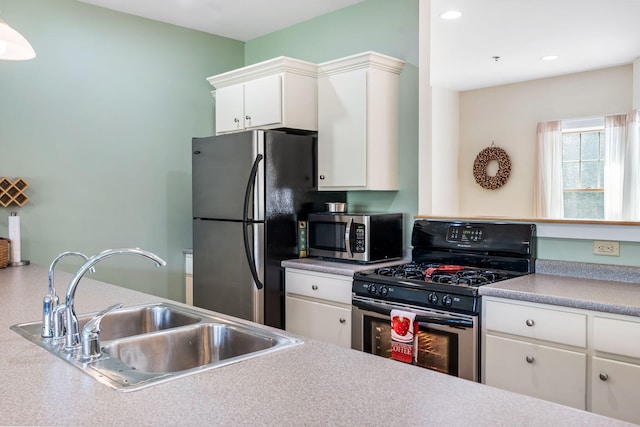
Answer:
[363,316,459,377]
[308,221,346,252]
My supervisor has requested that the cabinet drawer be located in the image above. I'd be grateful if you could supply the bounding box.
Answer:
[485,299,587,348]
[593,316,640,359]
[285,295,351,348]
[485,335,586,410]
[591,357,640,424]
[285,269,352,304]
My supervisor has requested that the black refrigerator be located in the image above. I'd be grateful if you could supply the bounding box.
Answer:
[192,129,345,329]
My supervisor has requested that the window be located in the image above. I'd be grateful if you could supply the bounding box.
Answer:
[537,111,639,221]
[561,128,605,219]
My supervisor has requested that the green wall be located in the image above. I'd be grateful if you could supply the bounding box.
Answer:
[0,0,244,300]
[246,0,420,249]
[1,0,635,307]
[246,0,640,268]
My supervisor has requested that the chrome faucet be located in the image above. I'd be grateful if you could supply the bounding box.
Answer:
[42,251,94,338]
[81,303,122,361]
[64,248,166,350]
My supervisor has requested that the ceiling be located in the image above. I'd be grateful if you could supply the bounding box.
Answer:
[77,0,365,42]
[431,0,640,91]
[78,0,640,91]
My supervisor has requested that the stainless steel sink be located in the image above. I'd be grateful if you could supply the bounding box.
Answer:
[11,302,302,391]
[14,303,202,342]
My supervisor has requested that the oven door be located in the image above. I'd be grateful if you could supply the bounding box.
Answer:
[352,296,478,381]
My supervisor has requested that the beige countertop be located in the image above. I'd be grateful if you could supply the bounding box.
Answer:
[480,273,640,316]
[0,265,631,426]
[281,257,406,276]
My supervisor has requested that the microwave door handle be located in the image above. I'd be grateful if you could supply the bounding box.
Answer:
[345,218,353,257]
[352,299,473,328]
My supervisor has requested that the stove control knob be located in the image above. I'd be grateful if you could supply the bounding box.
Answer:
[379,286,388,296]
[428,293,438,305]
[367,284,377,295]
[442,295,453,307]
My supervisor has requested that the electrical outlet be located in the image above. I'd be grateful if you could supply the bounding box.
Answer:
[593,240,620,256]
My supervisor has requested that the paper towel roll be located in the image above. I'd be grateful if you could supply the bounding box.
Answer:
[8,212,21,263]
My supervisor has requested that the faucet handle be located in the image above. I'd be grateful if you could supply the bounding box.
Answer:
[41,296,56,338]
[52,303,67,339]
[81,303,122,361]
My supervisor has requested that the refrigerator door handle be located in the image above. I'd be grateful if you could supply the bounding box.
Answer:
[242,154,264,290]
[243,223,263,290]
[243,154,263,222]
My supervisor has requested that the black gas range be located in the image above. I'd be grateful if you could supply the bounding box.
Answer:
[353,220,536,315]
[351,219,536,381]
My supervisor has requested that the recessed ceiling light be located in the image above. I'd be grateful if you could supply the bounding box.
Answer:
[440,10,462,20]
[541,55,559,61]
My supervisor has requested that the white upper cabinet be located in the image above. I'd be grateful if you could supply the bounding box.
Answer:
[207,57,318,134]
[317,51,405,191]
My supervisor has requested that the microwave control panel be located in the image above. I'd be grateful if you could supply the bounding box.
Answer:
[353,223,366,252]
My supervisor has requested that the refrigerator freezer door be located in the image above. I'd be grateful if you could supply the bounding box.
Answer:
[193,219,263,323]
[192,132,264,221]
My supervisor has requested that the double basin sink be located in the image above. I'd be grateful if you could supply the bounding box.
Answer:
[11,303,302,391]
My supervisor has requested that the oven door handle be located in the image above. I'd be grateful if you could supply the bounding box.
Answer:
[352,299,473,328]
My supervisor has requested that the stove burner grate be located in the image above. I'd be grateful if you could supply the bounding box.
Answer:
[373,263,509,287]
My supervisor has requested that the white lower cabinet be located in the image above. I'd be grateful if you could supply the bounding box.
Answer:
[485,335,586,409]
[483,296,640,424]
[590,315,640,424]
[285,268,352,348]
[591,357,640,423]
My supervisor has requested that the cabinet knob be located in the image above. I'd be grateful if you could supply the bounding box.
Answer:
[525,356,535,364]
[599,372,609,381]
[233,118,240,123]
[525,319,535,327]
[319,175,325,180]
[245,115,251,120]
[339,318,346,324]
[312,284,318,291]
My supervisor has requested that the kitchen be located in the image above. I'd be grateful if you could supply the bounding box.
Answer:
[1,0,640,424]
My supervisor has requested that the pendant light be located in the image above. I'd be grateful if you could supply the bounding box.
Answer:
[0,19,36,60]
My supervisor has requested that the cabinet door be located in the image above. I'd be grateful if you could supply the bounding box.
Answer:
[591,357,640,424]
[485,335,586,410]
[285,295,351,348]
[215,84,244,133]
[484,299,586,348]
[318,69,368,189]
[244,74,282,129]
[286,269,351,305]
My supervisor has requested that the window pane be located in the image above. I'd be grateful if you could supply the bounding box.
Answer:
[563,134,580,161]
[581,132,600,161]
[563,191,604,219]
[581,161,599,188]
[563,162,579,189]
[599,132,605,160]
[598,161,604,188]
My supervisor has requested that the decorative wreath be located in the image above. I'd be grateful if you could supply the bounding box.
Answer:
[472,145,511,190]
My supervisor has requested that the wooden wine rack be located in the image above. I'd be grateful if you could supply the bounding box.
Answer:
[0,178,29,207]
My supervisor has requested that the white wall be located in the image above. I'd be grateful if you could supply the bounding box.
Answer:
[431,86,459,215]
[456,65,633,217]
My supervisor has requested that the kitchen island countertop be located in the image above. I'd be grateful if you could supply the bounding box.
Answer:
[0,265,631,426]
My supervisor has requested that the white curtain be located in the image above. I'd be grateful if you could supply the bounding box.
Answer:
[604,114,626,220]
[534,121,564,218]
[622,110,640,220]
[605,110,640,220]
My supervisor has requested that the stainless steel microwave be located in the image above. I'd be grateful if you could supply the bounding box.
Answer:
[307,213,403,263]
